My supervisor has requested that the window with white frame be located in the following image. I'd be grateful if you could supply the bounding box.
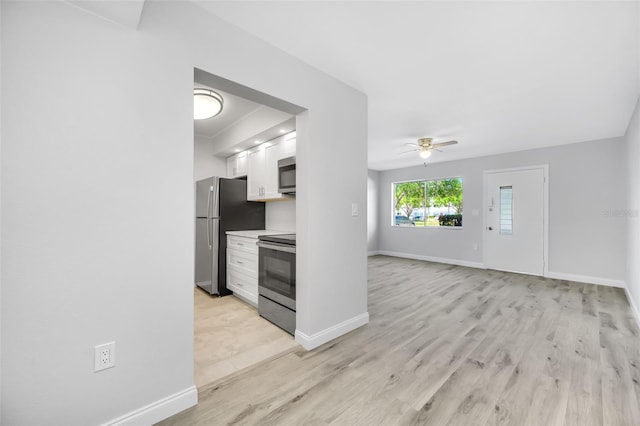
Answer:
[393,178,463,227]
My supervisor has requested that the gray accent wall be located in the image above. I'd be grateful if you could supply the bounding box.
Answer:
[377,138,627,282]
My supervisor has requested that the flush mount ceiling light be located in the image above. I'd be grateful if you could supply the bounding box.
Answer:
[193,88,223,120]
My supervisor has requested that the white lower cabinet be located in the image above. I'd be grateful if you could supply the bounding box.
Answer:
[227,269,258,306]
[226,235,259,306]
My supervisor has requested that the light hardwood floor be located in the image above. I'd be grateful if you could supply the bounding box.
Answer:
[164,256,640,425]
[194,288,299,388]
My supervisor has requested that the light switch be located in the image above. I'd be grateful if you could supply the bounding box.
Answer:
[351,203,359,217]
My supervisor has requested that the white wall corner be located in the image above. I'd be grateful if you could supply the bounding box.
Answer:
[625,286,640,331]
[63,0,146,30]
[103,386,197,426]
[545,271,626,288]
[295,312,369,351]
[377,250,485,270]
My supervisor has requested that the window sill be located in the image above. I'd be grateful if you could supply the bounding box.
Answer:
[391,225,464,230]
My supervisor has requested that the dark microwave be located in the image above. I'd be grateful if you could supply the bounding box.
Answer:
[278,156,296,194]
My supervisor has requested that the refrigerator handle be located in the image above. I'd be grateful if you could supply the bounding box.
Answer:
[212,184,219,219]
[207,186,213,217]
[207,186,213,249]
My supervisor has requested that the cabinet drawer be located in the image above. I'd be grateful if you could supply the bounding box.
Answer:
[227,248,258,278]
[227,235,258,254]
[227,270,258,306]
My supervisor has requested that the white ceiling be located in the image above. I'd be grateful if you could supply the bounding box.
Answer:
[64,0,146,29]
[192,1,639,170]
[193,83,294,157]
[193,85,263,139]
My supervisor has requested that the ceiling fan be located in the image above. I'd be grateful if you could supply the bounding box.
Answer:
[402,137,458,159]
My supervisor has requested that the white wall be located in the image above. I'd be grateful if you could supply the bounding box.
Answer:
[194,135,226,181]
[378,138,627,283]
[368,169,379,254]
[0,1,3,418]
[0,1,368,424]
[626,2,640,321]
[2,3,195,424]
[626,98,640,317]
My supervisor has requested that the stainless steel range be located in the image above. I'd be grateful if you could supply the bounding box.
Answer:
[256,234,296,335]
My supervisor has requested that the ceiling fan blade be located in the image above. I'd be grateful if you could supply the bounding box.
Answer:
[404,143,420,147]
[399,149,419,155]
[431,140,458,148]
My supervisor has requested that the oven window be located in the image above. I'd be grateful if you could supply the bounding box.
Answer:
[264,256,294,298]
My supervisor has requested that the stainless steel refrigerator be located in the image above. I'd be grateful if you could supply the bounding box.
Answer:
[195,177,265,296]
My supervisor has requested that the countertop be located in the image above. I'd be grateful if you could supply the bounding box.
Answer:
[225,230,291,239]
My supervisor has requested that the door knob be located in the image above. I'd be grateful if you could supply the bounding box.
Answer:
[487,226,493,230]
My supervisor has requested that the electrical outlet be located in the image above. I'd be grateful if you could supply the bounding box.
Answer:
[94,342,115,372]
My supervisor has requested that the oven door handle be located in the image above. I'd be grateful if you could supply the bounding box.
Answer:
[256,241,296,254]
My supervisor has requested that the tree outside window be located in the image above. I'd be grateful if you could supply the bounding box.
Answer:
[393,178,463,227]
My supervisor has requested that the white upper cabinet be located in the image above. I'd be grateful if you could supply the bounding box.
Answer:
[226,151,247,178]
[247,148,265,200]
[281,132,296,157]
[263,142,282,199]
[236,152,247,175]
[246,133,296,201]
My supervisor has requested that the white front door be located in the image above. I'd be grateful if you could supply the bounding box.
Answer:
[484,167,546,275]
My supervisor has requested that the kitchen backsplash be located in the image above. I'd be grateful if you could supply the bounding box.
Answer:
[266,200,296,232]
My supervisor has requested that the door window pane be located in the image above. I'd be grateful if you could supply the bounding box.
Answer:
[500,186,513,235]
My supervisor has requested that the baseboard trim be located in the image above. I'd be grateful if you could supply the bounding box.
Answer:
[103,385,197,426]
[368,250,381,257]
[375,252,625,289]
[545,271,625,288]
[295,312,369,351]
[377,250,485,269]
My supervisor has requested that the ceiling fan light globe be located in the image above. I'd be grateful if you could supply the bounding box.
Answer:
[419,150,431,159]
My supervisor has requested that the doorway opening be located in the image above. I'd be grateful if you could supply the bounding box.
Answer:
[192,68,306,388]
